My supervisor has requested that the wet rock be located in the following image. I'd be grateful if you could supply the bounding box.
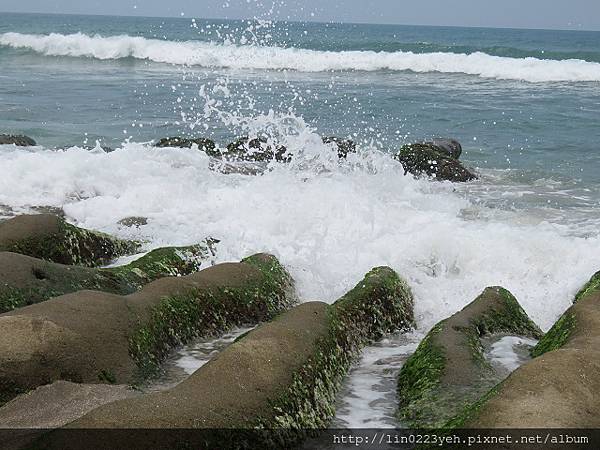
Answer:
[425,138,462,159]
[465,272,600,430]
[222,136,290,162]
[394,142,477,182]
[29,206,66,218]
[117,216,148,228]
[396,287,542,428]
[0,241,215,313]
[322,136,356,158]
[0,135,36,147]
[0,214,139,267]
[154,137,216,153]
[40,267,413,449]
[0,253,297,405]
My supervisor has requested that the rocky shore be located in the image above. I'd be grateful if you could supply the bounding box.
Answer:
[1,134,598,449]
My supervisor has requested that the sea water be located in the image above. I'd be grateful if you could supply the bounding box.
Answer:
[1,13,600,334]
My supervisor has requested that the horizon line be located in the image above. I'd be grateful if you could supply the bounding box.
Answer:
[1,10,599,33]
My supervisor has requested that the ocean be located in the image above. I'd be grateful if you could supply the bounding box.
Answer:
[1,12,599,334]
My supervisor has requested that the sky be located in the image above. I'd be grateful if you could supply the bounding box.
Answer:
[1,0,600,31]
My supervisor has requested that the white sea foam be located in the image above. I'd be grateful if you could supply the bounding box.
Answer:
[2,32,600,83]
[1,138,599,332]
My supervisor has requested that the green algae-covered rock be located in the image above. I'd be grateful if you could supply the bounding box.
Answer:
[396,286,541,429]
[0,215,139,267]
[394,142,477,182]
[322,136,356,159]
[466,272,600,429]
[44,267,413,450]
[222,136,290,162]
[154,136,216,152]
[0,254,297,406]
[0,241,216,313]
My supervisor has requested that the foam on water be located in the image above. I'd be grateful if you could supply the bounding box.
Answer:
[2,32,600,83]
[1,137,598,332]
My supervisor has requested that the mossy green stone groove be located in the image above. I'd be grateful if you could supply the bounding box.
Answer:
[396,286,541,429]
[0,214,139,267]
[530,312,576,358]
[0,242,215,313]
[574,270,600,303]
[129,253,297,378]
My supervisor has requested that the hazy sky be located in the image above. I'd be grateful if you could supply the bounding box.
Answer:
[2,0,600,30]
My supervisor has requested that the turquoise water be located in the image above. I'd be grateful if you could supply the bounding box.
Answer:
[1,13,599,330]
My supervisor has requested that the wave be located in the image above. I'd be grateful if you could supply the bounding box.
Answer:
[2,32,600,83]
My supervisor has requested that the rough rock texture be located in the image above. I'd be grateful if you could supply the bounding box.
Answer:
[221,136,290,162]
[396,287,542,428]
[394,142,477,182]
[0,215,139,267]
[0,253,296,405]
[154,137,216,152]
[0,135,36,146]
[322,136,357,158]
[425,138,462,159]
[117,216,148,228]
[0,241,215,313]
[466,273,600,429]
[39,266,414,449]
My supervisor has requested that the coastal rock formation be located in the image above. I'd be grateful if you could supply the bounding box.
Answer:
[396,287,541,428]
[0,241,215,313]
[0,253,297,405]
[0,135,36,147]
[464,272,600,429]
[222,136,290,162]
[0,215,139,267]
[394,141,477,182]
[426,138,462,159]
[154,137,216,153]
[37,267,414,449]
[322,136,356,158]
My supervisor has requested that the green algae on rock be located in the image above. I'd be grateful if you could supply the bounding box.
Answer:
[0,214,139,267]
[0,242,216,313]
[0,254,297,406]
[394,142,477,182]
[154,136,216,152]
[466,273,600,428]
[574,270,600,303]
[37,267,413,449]
[396,286,541,429]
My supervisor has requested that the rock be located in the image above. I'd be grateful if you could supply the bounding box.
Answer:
[426,138,462,159]
[0,214,139,267]
[0,381,138,449]
[322,136,356,158]
[464,272,600,430]
[394,142,477,182]
[38,266,413,449]
[0,253,297,405]
[396,287,542,428]
[0,241,215,313]
[222,136,290,163]
[154,137,216,153]
[0,135,36,147]
[117,216,148,228]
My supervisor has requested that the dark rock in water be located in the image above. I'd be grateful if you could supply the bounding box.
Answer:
[154,137,216,153]
[222,136,290,162]
[0,134,36,147]
[394,143,477,182]
[396,286,542,428]
[29,206,66,218]
[426,138,462,159]
[117,216,148,228]
[322,136,357,158]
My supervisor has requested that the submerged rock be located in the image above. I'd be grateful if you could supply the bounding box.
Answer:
[154,137,216,153]
[465,272,600,429]
[0,241,215,313]
[0,253,297,406]
[41,267,413,449]
[117,216,148,228]
[0,214,139,267]
[396,287,541,428]
[220,136,290,162]
[322,136,357,158]
[394,142,477,182]
[0,135,36,147]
